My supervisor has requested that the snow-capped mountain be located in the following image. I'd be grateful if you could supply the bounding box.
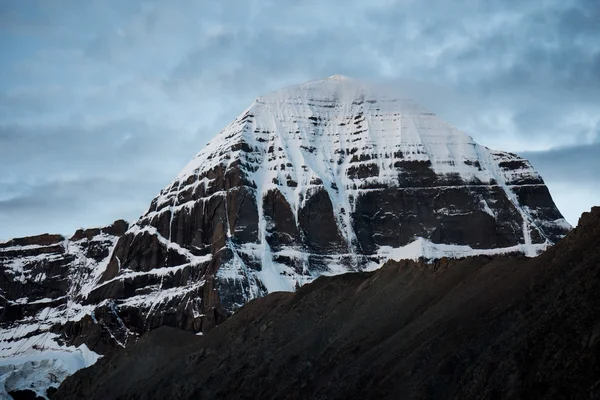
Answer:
[0,76,570,398]
[98,75,570,314]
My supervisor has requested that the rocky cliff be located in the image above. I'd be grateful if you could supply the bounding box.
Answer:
[91,75,569,334]
[0,220,131,399]
[0,76,571,398]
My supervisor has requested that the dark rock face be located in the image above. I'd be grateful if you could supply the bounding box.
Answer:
[352,185,521,252]
[298,187,348,253]
[70,219,128,242]
[55,207,600,400]
[8,389,45,400]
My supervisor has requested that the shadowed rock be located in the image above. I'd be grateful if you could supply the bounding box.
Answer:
[54,207,600,400]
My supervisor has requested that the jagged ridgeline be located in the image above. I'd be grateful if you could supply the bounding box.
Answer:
[0,76,570,398]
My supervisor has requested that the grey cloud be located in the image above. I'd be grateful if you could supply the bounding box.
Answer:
[1,0,599,238]
[558,0,600,37]
[521,142,600,225]
[0,176,154,239]
[0,119,206,239]
[522,142,600,184]
[0,119,203,183]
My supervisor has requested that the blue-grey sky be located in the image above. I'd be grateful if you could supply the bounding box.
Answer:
[1,0,599,239]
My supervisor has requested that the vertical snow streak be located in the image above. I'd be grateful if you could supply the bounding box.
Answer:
[244,109,298,293]
[474,144,543,257]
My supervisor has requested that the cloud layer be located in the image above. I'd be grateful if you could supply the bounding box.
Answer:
[1,0,598,238]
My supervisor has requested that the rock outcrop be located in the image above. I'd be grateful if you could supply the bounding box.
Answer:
[0,220,130,399]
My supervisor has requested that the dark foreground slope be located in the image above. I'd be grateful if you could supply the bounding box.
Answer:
[56,207,600,400]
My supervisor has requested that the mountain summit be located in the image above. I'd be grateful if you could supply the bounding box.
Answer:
[99,76,570,321]
[0,77,570,397]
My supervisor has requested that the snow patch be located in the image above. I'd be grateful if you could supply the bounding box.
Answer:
[373,237,548,268]
[0,333,100,399]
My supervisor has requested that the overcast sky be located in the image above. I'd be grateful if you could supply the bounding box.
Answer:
[1,0,598,240]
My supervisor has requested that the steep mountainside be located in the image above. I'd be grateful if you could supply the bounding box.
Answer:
[93,75,568,333]
[0,221,131,399]
[56,206,600,400]
[0,76,570,398]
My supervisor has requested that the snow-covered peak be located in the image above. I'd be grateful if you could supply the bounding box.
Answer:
[153,76,569,272]
[256,74,367,104]
[256,74,404,108]
[327,74,352,81]
[176,76,472,183]
[129,75,572,309]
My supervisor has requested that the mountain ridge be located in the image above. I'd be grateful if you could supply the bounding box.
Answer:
[0,76,571,398]
[54,206,600,400]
